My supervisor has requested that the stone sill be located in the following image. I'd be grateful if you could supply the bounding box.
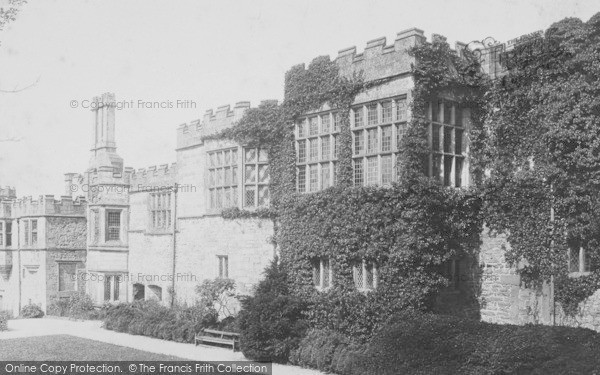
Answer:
[568,271,592,278]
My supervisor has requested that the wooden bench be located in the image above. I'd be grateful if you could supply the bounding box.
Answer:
[195,328,240,352]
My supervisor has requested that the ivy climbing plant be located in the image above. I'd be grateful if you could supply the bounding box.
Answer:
[208,39,486,338]
[481,14,600,315]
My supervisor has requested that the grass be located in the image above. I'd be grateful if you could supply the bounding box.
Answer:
[0,335,187,360]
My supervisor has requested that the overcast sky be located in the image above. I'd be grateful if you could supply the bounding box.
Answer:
[0,0,598,197]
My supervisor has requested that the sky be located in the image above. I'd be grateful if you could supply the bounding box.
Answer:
[0,0,598,197]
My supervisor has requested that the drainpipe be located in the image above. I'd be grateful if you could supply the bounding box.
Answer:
[550,182,556,326]
[551,275,556,326]
[171,184,178,307]
[16,218,21,315]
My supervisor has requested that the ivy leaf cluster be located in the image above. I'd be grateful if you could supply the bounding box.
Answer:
[481,13,600,311]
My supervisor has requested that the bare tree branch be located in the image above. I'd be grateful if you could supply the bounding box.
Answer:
[0,136,22,142]
[0,75,39,93]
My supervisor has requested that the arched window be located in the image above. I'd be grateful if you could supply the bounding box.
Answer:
[147,285,162,301]
[133,283,145,301]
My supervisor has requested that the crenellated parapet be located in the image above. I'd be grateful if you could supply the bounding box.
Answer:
[335,27,426,82]
[86,166,133,186]
[130,163,177,192]
[176,101,255,150]
[0,187,16,200]
[11,195,87,218]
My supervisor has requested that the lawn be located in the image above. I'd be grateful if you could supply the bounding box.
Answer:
[0,335,187,360]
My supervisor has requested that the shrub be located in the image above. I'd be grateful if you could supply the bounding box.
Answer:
[47,298,70,317]
[0,311,9,331]
[67,292,95,318]
[196,278,237,319]
[103,300,217,344]
[349,311,600,375]
[289,329,365,374]
[216,315,238,333]
[467,325,600,375]
[20,303,44,318]
[238,259,308,363]
[47,293,97,320]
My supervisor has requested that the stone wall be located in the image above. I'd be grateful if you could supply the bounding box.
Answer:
[174,216,275,311]
[479,228,554,325]
[555,290,600,330]
[128,231,174,303]
[46,217,86,249]
[45,249,86,305]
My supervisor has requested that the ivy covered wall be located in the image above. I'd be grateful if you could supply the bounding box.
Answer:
[208,33,487,339]
[479,14,600,326]
[204,15,600,334]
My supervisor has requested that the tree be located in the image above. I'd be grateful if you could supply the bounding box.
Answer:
[0,0,26,37]
[0,0,37,94]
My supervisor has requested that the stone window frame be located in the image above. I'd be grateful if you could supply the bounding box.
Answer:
[321,113,331,133]
[57,261,78,292]
[366,156,378,185]
[312,257,332,291]
[21,219,38,246]
[105,210,121,242]
[90,209,100,244]
[352,96,408,187]
[568,242,592,277]
[103,273,122,302]
[208,147,239,210]
[353,259,378,292]
[4,221,11,247]
[320,163,331,190]
[297,165,306,192]
[217,255,229,279]
[23,219,29,245]
[147,285,163,301]
[149,191,172,230]
[426,99,467,188]
[133,283,145,301]
[367,103,378,125]
[309,138,319,162]
[296,111,340,193]
[354,158,364,186]
[309,116,319,136]
[445,258,461,290]
[31,219,38,245]
[243,148,269,208]
[297,140,307,163]
[309,164,318,192]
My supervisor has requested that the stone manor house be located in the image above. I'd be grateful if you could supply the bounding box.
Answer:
[1,26,599,330]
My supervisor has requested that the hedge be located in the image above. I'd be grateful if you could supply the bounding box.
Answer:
[289,329,365,374]
[350,310,600,375]
[0,311,9,331]
[103,300,217,343]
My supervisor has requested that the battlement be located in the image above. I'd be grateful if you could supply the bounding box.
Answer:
[334,27,426,81]
[130,163,177,192]
[0,187,16,200]
[11,195,87,218]
[91,92,116,109]
[176,101,254,150]
[86,166,133,184]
